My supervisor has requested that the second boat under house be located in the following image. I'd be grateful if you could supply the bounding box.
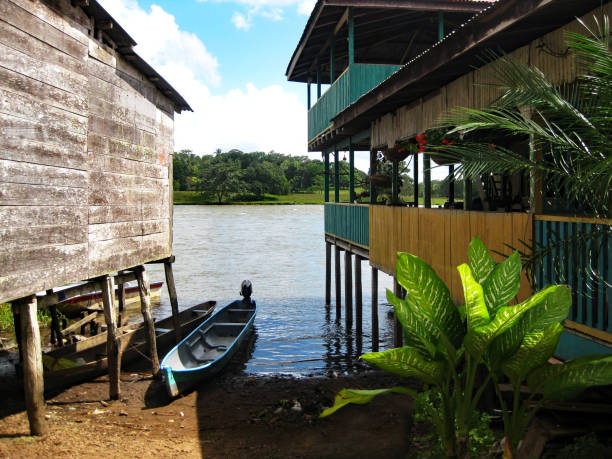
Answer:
[287,0,611,358]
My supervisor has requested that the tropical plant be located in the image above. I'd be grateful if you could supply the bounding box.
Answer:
[321,237,612,458]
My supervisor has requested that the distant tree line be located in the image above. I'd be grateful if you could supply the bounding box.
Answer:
[173,149,369,203]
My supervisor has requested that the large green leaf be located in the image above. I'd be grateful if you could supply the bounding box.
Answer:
[464,286,560,361]
[395,253,463,347]
[320,387,417,417]
[468,237,496,284]
[361,347,447,386]
[520,286,572,333]
[500,323,564,385]
[386,289,437,357]
[527,355,612,401]
[486,285,572,368]
[457,263,490,330]
[483,251,522,314]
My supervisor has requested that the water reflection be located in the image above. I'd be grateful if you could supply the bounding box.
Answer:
[147,205,395,376]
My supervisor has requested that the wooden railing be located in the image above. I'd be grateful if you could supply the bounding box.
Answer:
[308,63,401,142]
[324,203,369,248]
[369,207,533,304]
[534,215,611,356]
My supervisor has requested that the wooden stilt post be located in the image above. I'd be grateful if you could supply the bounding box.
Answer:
[17,295,47,436]
[325,242,331,307]
[163,260,181,343]
[335,245,342,320]
[117,282,126,327]
[345,250,353,329]
[371,267,379,351]
[354,255,362,335]
[136,267,160,377]
[101,274,121,400]
[11,304,23,365]
[393,277,403,348]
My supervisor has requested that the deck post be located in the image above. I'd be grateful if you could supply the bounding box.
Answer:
[324,151,330,203]
[136,267,160,378]
[17,295,47,436]
[307,79,311,110]
[11,304,23,365]
[164,260,182,343]
[117,281,126,327]
[465,178,473,210]
[349,145,355,203]
[413,152,419,206]
[49,305,63,347]
[335,245,342,320]
[344,250,353,329]
[393,277,404,348]
[371,267,379,351]
[316,57,321,99]
[325,241,332,307]
[354,255,362,335]
[448,165,455,205]
[424,154,432,208]
[370,149,377,204]
[101,274,121,400]
[334,149,340,203]
[392,160,399,203]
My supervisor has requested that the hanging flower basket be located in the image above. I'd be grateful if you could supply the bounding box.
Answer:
[430,152,458,166]
[383,146,410,162]
[369,174,392,187]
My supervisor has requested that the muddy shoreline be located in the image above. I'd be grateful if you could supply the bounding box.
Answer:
[0,350,417,458]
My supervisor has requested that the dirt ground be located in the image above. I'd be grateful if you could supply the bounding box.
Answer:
[0,358,418,459]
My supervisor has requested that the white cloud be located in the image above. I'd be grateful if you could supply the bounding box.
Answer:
[97,0,308,157]
[197,0,316,17]
[98,0,221,86]
[231,11,252,30]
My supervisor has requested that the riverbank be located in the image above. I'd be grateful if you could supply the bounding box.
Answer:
[0,364,416,458]
[173,191,447,206]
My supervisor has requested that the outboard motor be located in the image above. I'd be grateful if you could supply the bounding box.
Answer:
[240,280,253,303]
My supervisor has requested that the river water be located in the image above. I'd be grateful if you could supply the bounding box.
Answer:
[147,205,395,377]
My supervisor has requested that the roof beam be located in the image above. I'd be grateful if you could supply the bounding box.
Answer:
[322,0,491,13]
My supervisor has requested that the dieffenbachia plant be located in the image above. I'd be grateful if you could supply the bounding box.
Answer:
[321,237,612,458]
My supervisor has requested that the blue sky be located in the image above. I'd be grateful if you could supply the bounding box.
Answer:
[99,0,315,159]
[97,0,441,177]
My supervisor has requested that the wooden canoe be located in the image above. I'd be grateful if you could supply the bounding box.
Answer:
[161,298,256,397]
[43,301,216,391]
[56,282,163,317]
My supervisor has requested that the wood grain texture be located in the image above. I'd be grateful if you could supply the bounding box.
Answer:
[370,207,534,303]
[0,0,175,303]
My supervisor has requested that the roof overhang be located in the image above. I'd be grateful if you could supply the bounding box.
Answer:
[286,0,497,83]
[81,1,192,112]
[330,0,609,139]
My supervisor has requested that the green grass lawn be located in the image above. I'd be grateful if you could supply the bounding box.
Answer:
[174,191,451,206]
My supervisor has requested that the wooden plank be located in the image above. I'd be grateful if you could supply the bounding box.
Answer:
[0,16,87,76]
[0,42,87,97]
[17,295,47,436]
[1,224,86,250]
[535,214,612,225]
[61,311,98,335]
[8,0,90,46]
[100,274,121,399]
[0,182,84,206]
[0,159,88,188]
[514,213,533,302]
[88,205,142,225]
[0,65,87,116]
[0,205,87,227]
[164,261,181,344]
[136,268,159,377]
[450,210,470,303]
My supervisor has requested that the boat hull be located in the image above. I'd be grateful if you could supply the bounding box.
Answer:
[161,299,256,397]
[43,301,216,391]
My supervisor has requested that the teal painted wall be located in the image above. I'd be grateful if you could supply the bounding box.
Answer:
[308,64,401,142]
[324,203,369,247]
[556,330,612,360]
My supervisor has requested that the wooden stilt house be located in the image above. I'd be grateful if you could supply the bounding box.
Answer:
[287,0,611,359]
[1,0,191,434]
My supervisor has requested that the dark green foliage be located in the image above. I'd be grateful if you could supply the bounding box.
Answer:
[172,149,368,203]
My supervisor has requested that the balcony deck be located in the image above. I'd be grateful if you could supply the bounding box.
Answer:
[308,63,400,143]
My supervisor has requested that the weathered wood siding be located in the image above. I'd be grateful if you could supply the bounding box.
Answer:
[0,0,174,303]
[369,207,533,304]
[371,4,610,146]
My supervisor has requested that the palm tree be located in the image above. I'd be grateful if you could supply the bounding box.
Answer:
[430,15,611,289]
